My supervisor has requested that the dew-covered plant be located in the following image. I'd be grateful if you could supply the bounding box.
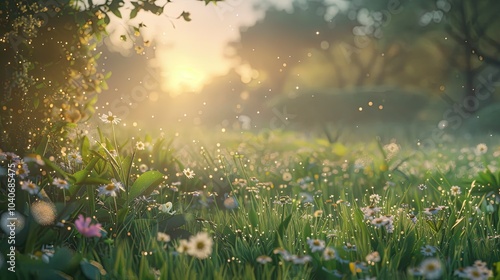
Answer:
[1,129,500,279]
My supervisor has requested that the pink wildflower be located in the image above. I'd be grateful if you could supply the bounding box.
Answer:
[75,215,102,238]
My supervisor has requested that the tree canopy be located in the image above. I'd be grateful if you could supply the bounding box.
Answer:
[0,0,219,154]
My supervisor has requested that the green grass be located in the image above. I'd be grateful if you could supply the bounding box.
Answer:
[1,127,500,279]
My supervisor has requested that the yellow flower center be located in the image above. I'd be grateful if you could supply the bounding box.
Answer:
[426,264,436,271]
[106,183,115,191]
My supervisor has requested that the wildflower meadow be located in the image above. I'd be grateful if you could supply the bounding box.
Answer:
[2,0,500,279]
[1,121,500,279]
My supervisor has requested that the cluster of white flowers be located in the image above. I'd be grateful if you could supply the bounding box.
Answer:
[455,260,493,280]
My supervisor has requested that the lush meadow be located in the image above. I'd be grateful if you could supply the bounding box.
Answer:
[1,120,500,280]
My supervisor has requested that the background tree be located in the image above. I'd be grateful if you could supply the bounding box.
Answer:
[437,0,500,110]
[378,0,500,109]
[228,0,452,96]
[218,0,454,131]
[0,0,218,154]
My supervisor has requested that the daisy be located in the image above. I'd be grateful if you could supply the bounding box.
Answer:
[313,210,323,217]
[418,183,427,190]
[463,266,486,280]
[67,151,83,164]
[157,232,171,242]
[186,231,213,259]
[273,248,293,261]
[384,143,400,154]
[176,239,190,253]
[307,238,326,252]
[135,45,144,54]
[171,181,181,187]
[292,255,312,265]
[369,194,381,205]
[419,258,442,280]
[361,205,382,219]
[450,185,462,196]
[256,255,272,264]
[15,162,30,179]
[421,245,437,256]
[158,202,176,215]
[475,143,488,155]
[98,179,125,197]
[223,194,239,210]
[139,164,148,173]
[371,216,391,227]
[423,206,446,215]
[365,251,381,264]
[0,151,21,164]
[273,195,292,205]
[343,242,357,252]
[23,154,45,165]
[100,111,121,124]
[75,214,102,238]
[232,178,247,188]
[408,213,417,224]
[136,141,145,150]
[52,177,70,190]
[20,180,39,195]
[322,247,337,261]
[183,168,195,179]
[282,172,292,182]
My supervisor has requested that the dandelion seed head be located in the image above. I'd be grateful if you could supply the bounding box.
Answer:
[29,201,56,226]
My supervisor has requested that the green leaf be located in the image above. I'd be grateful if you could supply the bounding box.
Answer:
[81,136,90,160]
[117,207,129,225]
[494,261,500,277]
[77,177,109,185]
[104,71,112,79]
[248,208,258,228]
[303,222,311,241]
[129,170,164,200]
[425,219,438,234]
[222,225,236,245]
[277,214,292,237]
[178,11,191,22]
[158,214,186,231]
[80,260,105,280]
[43,158,69,179]
[71,156,100,184]
[33,97,40,109]
[139,256,155,280]
[35,136,49,155]
[451,217,464,230]
[202,0,223,4]
[167,228,191,240]
[48,247,74,270]
[103,15,110,25]
[130,7,139,19]
[111,8,122,18]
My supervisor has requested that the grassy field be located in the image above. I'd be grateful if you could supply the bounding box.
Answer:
[1,125,500,279]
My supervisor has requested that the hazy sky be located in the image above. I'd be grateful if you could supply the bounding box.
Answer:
[105,0,295,96]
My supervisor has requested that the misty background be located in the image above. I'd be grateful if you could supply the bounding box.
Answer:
[95,0,500,143]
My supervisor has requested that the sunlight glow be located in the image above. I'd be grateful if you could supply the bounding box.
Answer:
[162,65,207,96]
